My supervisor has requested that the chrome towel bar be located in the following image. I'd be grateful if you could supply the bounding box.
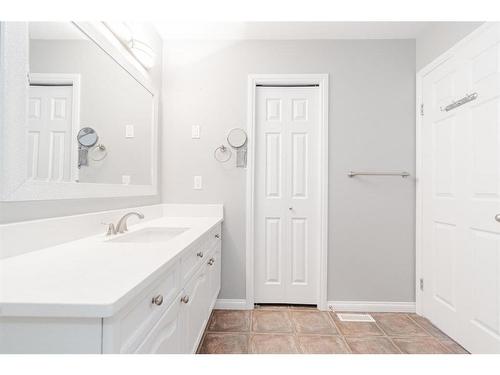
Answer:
[441,92,478,112]
[348,171,410,178]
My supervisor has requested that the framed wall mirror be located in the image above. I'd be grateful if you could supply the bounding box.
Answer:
[0,22,158,201]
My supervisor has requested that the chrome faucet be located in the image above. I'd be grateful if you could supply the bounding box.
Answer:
[116,211,145,233]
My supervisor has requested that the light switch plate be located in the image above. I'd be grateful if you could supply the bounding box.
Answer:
[125,125,135,138]
[191,125,200,139]
[122,175,131,185]
[193,176,202,189]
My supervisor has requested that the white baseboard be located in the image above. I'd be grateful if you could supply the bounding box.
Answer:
[214,299,249,310]
[328,301,416,313]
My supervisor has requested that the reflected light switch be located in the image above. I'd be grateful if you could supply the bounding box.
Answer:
[191,125,200,139]
[193,176,202,189]
[125,125,135,138]
[122,175,131,185]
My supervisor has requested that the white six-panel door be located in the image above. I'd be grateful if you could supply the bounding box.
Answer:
[421,23,500,353]
[28,85,75,182]
[254,86,320,305]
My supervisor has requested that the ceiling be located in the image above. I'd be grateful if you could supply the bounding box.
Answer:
[153,21,438,40]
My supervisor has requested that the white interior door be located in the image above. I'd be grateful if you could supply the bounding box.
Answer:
[421,24,500,353]
[28,84,75,182]
[254,86,320,305]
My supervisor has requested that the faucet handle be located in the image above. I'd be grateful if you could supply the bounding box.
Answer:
[102,222,117,236]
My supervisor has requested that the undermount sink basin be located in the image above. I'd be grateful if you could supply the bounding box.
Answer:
[108,227,190,243]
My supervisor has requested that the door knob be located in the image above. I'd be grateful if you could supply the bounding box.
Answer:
[495,214,500,223]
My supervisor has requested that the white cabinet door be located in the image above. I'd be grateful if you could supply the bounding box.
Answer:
[135,295,183,354]
[254,86,320,304]
[181,266,210,353]
[422,23,500,353]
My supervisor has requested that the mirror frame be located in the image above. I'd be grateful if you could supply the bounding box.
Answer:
[0,22,159,201]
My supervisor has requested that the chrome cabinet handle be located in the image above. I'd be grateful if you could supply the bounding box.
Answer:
[181,295,190,304]
[208,258,215,266]
[197,251,204,258]
[215,234,220,239]
[152,295,163,306]
[288,207,293,211]
[495,214,500,223]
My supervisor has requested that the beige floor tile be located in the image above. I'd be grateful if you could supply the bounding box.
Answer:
[345,336,400,354]
[298,335,350,354]
[372,313,429,337]
[208,310,251,332]
[250,334,300,354]
[290,305,318,311]
[408,314,449,339]
[330,312,384,337]
[252,309,293,333]
[291,310,338,335]
[254,304,290,310]
[198,333,249,354]
[439,339,469,354]
[392,337,450,354]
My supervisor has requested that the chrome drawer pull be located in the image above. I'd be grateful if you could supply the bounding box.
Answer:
[197,251,204,258]
[495,214,500,223]
[215,234,220,239]
[152,295,163,306]
[181,295,190,304]
[208,258,215,266]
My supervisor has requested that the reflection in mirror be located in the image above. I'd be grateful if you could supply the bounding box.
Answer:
[28,22,154,185]
[77,127,99,168]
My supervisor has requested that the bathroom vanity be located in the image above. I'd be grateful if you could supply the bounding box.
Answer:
[0,21,222,354]
[0,208,223,353]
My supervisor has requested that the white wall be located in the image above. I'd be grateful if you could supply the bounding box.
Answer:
[161,39,416,302]
[0,23,163,224]
[416,22,484,70]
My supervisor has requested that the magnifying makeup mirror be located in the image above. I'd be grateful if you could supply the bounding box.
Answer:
[227,128,248,168]
[77,127,99,168]
[77,127,99,147]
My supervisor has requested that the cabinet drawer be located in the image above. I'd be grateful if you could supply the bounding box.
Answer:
[103,260,181,353]
[180,242,208,284]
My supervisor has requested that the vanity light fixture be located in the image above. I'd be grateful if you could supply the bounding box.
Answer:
[127,39,155,69]
[104,22,156,70]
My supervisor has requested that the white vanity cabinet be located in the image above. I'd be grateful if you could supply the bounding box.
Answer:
[103,223,222,354]
[0,222,222,354]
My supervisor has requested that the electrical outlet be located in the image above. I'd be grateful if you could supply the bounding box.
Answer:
[122,175,131,185]
[191,125,200,139]
[193,176,202,189]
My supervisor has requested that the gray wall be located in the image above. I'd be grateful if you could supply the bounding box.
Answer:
[416,22,484,70]
[0,23,163,224]
[162,39,416,302]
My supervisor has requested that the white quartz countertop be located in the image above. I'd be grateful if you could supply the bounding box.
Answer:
[0,215,222,318]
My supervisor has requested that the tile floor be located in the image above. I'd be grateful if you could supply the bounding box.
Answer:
[197,305,469,354]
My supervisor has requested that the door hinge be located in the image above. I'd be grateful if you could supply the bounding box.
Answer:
[419,278,424,291]
[420,103,424,117]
